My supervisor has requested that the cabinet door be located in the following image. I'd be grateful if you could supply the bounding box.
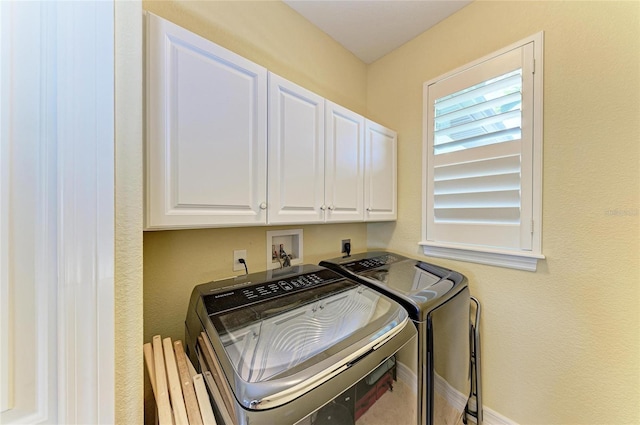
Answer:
[325,102,365,222]
[146,13,268,229]
[364,120,397,221]
[268,73,325,224]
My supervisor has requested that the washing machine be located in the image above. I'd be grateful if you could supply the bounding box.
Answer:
[185,264,417,425]
[320,251,470,425]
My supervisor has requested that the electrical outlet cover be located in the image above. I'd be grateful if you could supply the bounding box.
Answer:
[233,249,247,271]
[341,239,351,253]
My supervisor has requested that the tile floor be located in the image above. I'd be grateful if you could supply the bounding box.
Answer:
[356,379,465,425]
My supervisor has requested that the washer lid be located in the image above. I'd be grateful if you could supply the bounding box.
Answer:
[195,265,412,411]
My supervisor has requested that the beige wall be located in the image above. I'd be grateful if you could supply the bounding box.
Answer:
[367,1,640,424]
[144,224,367,342]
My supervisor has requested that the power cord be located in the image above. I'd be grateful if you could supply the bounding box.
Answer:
[238,258,248,275]
[343,242,351,258]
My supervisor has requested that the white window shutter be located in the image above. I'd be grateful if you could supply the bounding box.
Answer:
[425,44,535,252]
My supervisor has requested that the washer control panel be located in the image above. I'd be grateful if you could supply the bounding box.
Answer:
[204,269,340,315]
[239,273,325,301]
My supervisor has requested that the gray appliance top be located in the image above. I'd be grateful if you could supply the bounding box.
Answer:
[190,264,412,411]
[320,251,468,321]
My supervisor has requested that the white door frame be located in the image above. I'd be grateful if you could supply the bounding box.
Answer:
[1,1,116,423]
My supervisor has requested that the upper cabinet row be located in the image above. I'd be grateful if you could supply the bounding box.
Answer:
[145,13,397,230]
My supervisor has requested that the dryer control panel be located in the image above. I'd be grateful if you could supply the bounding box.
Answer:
[344,254,400,273]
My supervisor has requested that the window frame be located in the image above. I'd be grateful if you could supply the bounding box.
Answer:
[420,32,544,272]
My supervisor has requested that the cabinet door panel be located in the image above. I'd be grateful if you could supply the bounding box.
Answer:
[147,13,267,229]
[364,121,397,221]
[325,102,365,222]
[268,73,325,224]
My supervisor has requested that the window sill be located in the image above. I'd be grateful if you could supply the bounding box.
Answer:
[419,242,545,272]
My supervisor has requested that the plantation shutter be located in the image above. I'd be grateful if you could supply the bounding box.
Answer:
[425,43,535,251]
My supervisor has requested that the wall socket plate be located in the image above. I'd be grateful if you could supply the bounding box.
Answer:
[233,249,247,271]
[341,239,351,254]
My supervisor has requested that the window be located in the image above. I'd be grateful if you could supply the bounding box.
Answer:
[421,33,544,271]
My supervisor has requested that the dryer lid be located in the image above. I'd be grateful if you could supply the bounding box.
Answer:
[320,251,467,319]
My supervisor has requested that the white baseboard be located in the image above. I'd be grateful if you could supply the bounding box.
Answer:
[396,363,519,425]
[475,408,519,425]
[396,361,418,394]
[433,371,467,413]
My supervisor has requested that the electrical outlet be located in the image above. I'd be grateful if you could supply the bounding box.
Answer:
[233,249,247,271]
[341,239,351,254]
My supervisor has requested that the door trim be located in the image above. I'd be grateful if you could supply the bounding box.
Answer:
[0,2,116,423]
[56,2,115,424]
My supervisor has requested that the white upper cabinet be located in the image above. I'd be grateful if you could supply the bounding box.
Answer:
[364,121,397,221]
[146,13,268,229]
[325,101,365,222]
[268,73,325,224]
[145,15,397,229]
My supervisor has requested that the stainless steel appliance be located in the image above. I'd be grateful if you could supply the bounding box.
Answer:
[320,251,471,425]
[185,264,417,425]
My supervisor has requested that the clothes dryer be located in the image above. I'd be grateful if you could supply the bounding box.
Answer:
[320,251,470,425]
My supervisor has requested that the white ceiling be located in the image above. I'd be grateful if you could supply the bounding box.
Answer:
[283,0,472,64]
